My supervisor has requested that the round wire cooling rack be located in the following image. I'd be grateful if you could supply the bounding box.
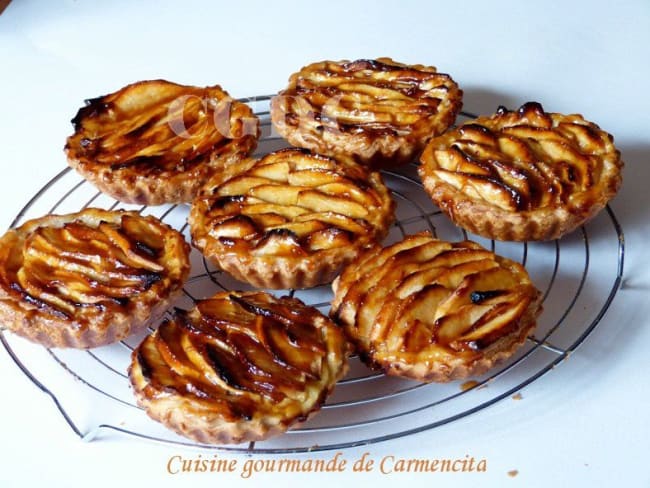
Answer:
[0,96,624,454]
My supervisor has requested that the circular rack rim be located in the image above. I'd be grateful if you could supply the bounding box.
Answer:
[0,95,626,453]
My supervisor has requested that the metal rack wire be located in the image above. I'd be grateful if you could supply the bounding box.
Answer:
[0,96,625,453]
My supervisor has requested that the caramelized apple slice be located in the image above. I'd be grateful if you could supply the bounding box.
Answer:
[249,184,309,205]
[296,190,369,219]
[241,203,309,220]
[287,169,341,187]
[217,176,271,196]
[249,161,290,181]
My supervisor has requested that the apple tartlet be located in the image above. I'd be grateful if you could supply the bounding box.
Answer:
[129,291,349,444]
[418,102,623,241]
[189,148,395,289]
[331,232,542,382]
[0,209,190,348]
[271,58,462,167]
[65,80,259,205]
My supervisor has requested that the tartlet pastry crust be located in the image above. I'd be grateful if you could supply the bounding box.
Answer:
[189,148,395,289]
[65,80,259,205]
[0,209,190,348]
[271,58,462,167]
[129,291,349,444]
[418,102,623,241]
[331,232,542,382]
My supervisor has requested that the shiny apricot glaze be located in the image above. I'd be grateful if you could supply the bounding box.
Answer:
[419,102,623,241]
[129,291,348,444]
[272,58,462,167]
[190,148,395,289]
[66,80,259,205]
[331,232,542,382]
[0,209,190,348]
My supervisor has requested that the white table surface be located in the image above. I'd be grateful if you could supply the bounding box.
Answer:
[1,1,649,487]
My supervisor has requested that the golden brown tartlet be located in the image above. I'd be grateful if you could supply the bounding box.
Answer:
[0,209,190,348]
[331,232,542,382]
[271,58,462,167]
[189,148,395,289]
[418,102,623,241]
[65,79,259,205]
[129,291,349,444]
